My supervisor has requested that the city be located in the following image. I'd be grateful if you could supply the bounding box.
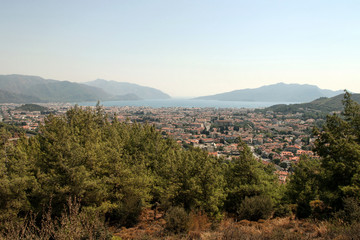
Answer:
[0,102,326,183]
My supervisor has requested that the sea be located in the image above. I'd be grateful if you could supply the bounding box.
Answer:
[78,99,294,109]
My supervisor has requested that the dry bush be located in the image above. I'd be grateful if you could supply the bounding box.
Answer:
[189,211,211,232]
[54,197,111,240]
[0,209,54,240]
[0,197,111,240]
[324,221,360,240]
[187,230,202,240]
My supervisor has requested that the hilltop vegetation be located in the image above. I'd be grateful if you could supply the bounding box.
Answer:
[260,92,360,114]
[15,104,48,112]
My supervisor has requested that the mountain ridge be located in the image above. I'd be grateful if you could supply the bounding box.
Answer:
[0,74,170,103]
[85,79,171,99]
[195,83,343,102]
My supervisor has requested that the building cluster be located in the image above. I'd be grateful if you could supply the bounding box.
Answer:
[0,103,323,183]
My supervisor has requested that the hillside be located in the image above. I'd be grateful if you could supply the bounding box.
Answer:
[0,74,109,102]
[195,83,343,102]
[85,79,171,99]
[262,93,360,114]
[15,104,48,112]
[0,89,42,103]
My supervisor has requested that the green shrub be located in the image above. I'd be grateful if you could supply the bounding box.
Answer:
[164,206,190,234]
[334,197,360,223]
[237,195,273,221]
[273,203,292,218]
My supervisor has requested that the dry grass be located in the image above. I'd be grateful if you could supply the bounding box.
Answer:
[0,197,110,240]
[113,210,360,240]
[7,205,357,240]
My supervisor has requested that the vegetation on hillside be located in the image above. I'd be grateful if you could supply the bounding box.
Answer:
[0,74,110,102]
[259,92,360,115]
[15,104,49,112]
[286,91,360,220]
[0,89,41,103]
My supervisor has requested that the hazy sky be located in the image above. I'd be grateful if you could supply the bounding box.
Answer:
[1,1,359,97]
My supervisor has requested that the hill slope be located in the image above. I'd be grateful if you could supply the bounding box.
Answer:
[195,83,343,102]
[0,89,42,103]
[15,104,49,112]
[85,79,171,99]
[0,74,109,102]
[262,93,360,114]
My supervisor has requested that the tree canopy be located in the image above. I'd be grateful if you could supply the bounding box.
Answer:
[2,106,277,226]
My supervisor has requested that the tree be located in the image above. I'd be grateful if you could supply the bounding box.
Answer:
[287,91,360,218]
[224,138,280,217]
[279,162,288,169]
[0,127,35,222]
[156,148,225,218]
[22,107,152,226]
[313,91,360,211]
[286,156,322,218]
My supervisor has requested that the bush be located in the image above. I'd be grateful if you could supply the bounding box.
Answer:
[273,204,292,218]
[0,197,111,240]
[325,221,360,240]
[106,194,144,228]
[237,195,273,221]
[309,200,329,219]
[164,206,190,234]
[334,197,360,223]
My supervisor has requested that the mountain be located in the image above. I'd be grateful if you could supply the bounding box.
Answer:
[0,74,110,102]
[195,83,343,102]
[0,89,42,103]
[262,93,360,114]
[85,79,171,99]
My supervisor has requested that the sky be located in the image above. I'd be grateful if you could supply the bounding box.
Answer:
[0,0,359,97]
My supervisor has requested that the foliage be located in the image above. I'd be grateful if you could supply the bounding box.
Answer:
[287,91,360,219]
[224,138,280,217]
[0,127,35,222]
[313,91,360,210]
[237,195,273,221]
[15,104,48,112]
[259,93,360,116]
[0,105,229,231]
[164,206,190,234]
[333,197,360,223]
[286,156,322,218]
[159,148,225,217]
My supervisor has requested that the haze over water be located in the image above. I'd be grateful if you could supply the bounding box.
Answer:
[79,99,294,109]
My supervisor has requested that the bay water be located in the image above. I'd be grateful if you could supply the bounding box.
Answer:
[79,99,294,109]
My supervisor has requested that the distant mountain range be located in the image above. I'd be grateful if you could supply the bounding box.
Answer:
[195,83,343,103]
[85,79,170,100]
[262,93,360,114]
[0,74,170,103]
